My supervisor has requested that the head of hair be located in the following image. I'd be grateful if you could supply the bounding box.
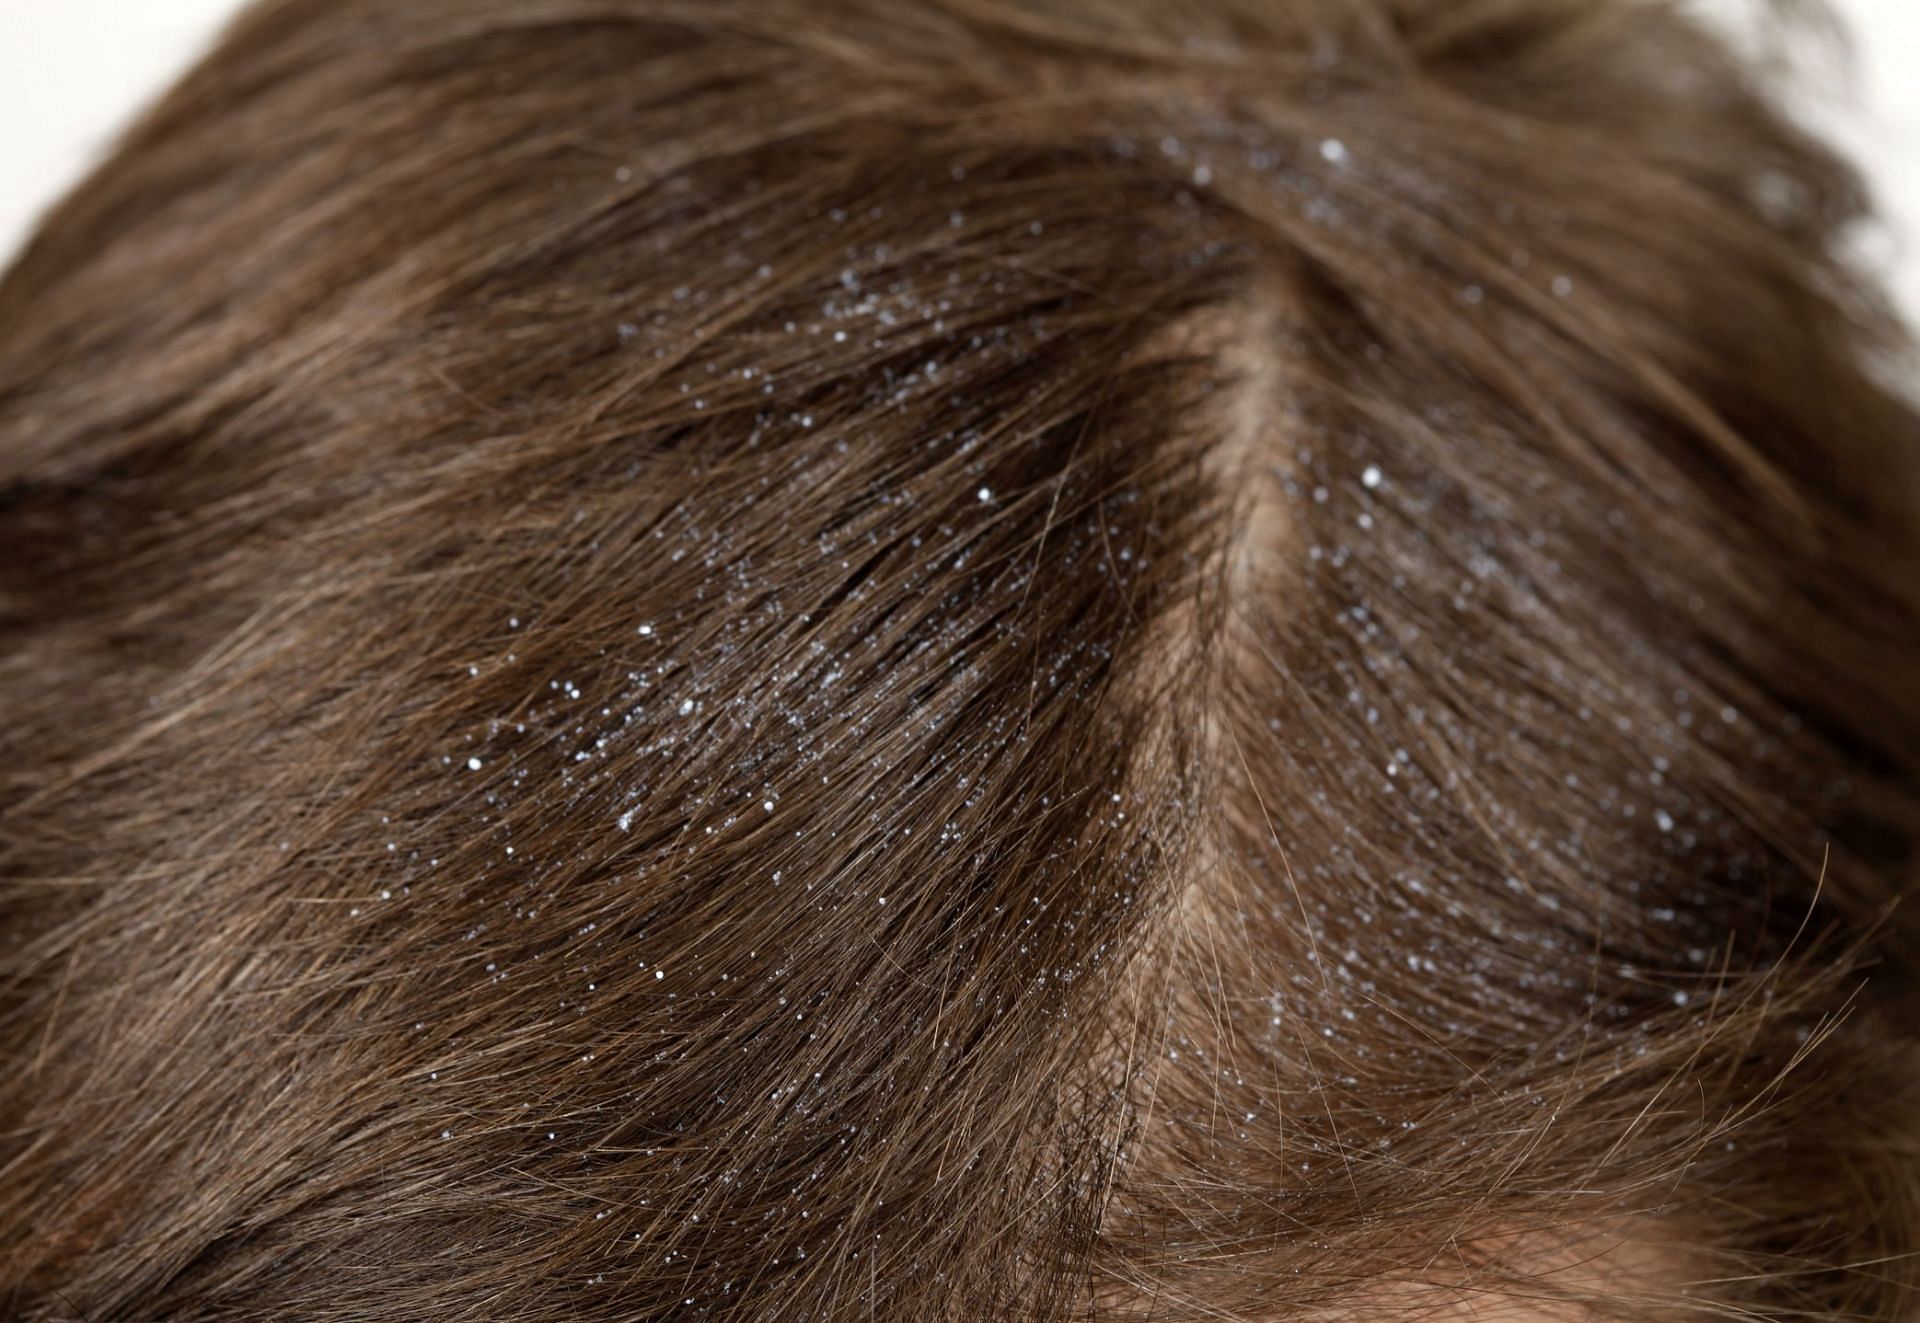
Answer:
[4,1,1920,1319]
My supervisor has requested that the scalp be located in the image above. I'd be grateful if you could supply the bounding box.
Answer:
[3,2,1920,1320]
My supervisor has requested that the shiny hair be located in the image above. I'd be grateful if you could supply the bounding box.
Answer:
[4,1,1920,1318]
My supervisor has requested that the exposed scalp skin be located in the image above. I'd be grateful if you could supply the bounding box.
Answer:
[3,1,1920,1319]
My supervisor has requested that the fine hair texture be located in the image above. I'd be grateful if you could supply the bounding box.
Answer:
[4,1,1920,1319]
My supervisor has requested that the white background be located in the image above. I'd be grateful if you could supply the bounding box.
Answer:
[1,0,1917,328]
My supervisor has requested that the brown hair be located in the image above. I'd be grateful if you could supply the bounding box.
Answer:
[4,1,1920,1318]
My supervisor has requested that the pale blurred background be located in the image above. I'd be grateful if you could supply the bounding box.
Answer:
[1,0,1917,329]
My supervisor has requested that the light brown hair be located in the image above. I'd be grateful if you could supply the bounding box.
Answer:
[4,1,1920,1319]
